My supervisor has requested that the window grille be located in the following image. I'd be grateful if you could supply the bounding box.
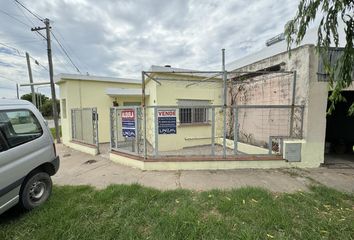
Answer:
[178,100,210,124]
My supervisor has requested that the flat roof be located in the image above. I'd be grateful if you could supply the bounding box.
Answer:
[55,73,140,85]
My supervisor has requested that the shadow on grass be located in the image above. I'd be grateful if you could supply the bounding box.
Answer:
[0,205,27,224]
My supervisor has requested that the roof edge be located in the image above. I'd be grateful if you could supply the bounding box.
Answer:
[55,73,140,85]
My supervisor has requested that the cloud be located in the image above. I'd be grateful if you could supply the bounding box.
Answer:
[0,0,299,98]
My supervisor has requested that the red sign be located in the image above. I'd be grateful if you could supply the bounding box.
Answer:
[121,109,135,120]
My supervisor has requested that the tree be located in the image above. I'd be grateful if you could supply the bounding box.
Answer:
[21,93,49,105]
[40,99,60,117]
[285,0,354,115]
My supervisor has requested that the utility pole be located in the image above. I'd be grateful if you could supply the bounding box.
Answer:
[32,18,61,143]
[16,84,19,99]
[25,52,36,107]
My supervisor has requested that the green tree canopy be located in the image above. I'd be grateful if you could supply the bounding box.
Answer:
[40,99,60,117]
[20,93,49,105]
[285,0,354,115]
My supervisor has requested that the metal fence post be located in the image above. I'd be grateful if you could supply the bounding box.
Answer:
[268,136,273,155]
[94,108,99,154]
[211,107,215,156]
[300,105,305,139]
[289,71,297,137]
[92,109,95,145]
[80,108,83,141]
[71,109,75,140]
[154,106,158,157]
[136,107,140,154]
[110,108,115,149]
[133,107,138,153]
[222,49,227,158]
[143,107,147,159]
[115,108,119,150]
[233,107,238,155]
[142,72,148,159]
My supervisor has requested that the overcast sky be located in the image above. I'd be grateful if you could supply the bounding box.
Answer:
[0,0,300,98]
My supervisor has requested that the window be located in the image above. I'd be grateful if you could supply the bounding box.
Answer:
[0,110,43,149]
[61,99,67,119]
[178,100,210,124]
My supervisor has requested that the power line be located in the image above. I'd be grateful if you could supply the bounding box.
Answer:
[53,28,89,73]
[0,41,49,72]
[13,0,43,22]
[0,42,24,56]
[0,8,45,41]
[1,39,43,45]
[52,51,71,73]
[0,74,20,83]
[29,55,48,72]
[12,1,46,40]
[4,2,80,75]
[0,9,32,28]
[51,32,81,73]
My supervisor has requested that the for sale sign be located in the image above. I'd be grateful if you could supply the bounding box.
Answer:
[158,109,176,134]
[121,109,136,137]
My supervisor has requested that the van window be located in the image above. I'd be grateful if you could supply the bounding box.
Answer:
[0,109,43,148]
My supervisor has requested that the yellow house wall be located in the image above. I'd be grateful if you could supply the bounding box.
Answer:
[144,73,223,152]
[57,79,141,145]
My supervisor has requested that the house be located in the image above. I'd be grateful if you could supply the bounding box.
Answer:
[55,29,353,170]
[55,73,141,154]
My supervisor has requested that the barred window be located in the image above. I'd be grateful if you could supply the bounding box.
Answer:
[178,100,210,124]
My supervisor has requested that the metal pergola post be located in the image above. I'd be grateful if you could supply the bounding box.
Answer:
[222,49,227,158]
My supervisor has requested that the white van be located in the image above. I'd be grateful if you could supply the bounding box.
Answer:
[0,99,59,215]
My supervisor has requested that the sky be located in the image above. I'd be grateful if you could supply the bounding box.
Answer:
[0,0,301,98]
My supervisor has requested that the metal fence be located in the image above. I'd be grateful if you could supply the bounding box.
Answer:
[110,104,304,158]
[109,68,305,159]
[110,107,143,155]
[71,108,99,151]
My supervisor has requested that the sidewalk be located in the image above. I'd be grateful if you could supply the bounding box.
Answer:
[52,144,354,193]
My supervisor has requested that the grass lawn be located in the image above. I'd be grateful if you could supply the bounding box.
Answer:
[0,185,353,240]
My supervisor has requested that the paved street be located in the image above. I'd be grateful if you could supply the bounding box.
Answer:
[53,144,354,193]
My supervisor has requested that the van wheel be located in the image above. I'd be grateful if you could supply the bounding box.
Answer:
[20,172,52,210]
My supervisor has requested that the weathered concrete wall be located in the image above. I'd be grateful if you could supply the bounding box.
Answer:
[229,44,328,167]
